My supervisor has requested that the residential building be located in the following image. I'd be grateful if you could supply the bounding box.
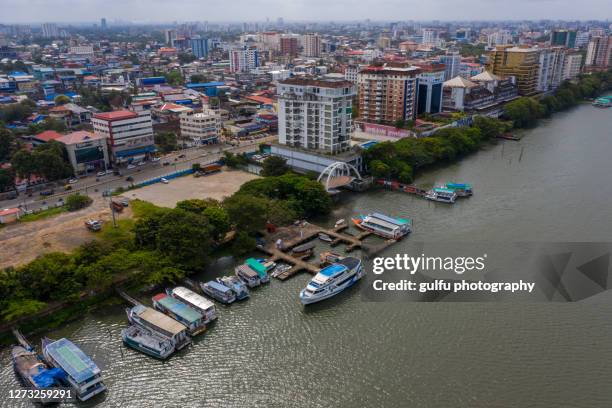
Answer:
[41,23,59,38]
[585,36,612,69]
[100,18,107,30]
[164,29,177,46]
[303,33,321,57]
[422,29,440,47]
[344,64,363,83]
[442,72,518,115]
[415,63,445,114]
[440,50,461,81]
[562,52,583,80]
[91,109,155,164]
[378,36,391,49]
[230,46,259,73]
[190,37,209,59]
[69,45,94,59]
[277,77,355,154]
[57,131,110,173]
[551,30,577,48]
[487,30,513,47]
[357,63,420,124]
[179,109,221,145]
[575,31,590,48]
[486,45,541,96]
[280,36,299,57]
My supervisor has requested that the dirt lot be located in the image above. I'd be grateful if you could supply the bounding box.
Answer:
[0,198,132,269]
[126,169,259,208]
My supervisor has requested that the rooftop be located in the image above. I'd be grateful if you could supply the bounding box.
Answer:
[33,130,63,142]
[93,110,138,121]
[57,131,106,145]
[279,77,354,88]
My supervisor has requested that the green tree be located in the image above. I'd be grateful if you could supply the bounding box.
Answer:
[0,126,15,162]
[0,168,14,192]
[164,71,184,86]
[66,193,93,211]
[231,231,256,255]
[261,156,290,177]
[154,131,178,153]
[54,95,71,105]
[369,159,391,179]
[503,97,544,128]
[223,194,269,233]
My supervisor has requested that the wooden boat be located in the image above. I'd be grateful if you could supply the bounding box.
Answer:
[318,233,333,242]
[121,322,175,360]
[291,241,316,254]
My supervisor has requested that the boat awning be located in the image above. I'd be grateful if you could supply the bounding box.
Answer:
[45,338,100,384]
[245,258,266,274]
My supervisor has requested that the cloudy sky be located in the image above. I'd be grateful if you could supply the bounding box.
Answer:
[2,0,611,23]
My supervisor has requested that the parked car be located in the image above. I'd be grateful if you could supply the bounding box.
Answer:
[160,178,169,184]
[119,197,129,207]
[126,176,134,182]
[68,178,78,184]
[162,162,170,166]
[40,190,54,196]
[178,154,186,159]
[96,171,106,177]
[127,164,136,170]
[151,157,160,162]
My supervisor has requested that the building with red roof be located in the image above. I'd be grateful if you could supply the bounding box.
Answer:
[31,130,63,144]
[57,131,110,173]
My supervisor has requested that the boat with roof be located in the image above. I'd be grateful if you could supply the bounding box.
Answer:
[235,264,261,287]
[246,257,270,283]
[12,330,66,405]
[351,212,412,240]
[424,187,457,203]
[127,304,191,350]
[167,286,217,323]
[201,280,237,304]
[217,276,250,300]
[299,257,364,305]
[152,293,207,336]
[444,183,473,197]
[121,322,175,360]
[41,337,106,401]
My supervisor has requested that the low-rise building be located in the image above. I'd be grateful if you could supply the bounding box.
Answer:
[442,72,518,116]
[180,109,221,145]
[57,131,110,173]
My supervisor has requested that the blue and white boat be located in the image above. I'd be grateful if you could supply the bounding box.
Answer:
[445,183,473,197]
[235,264,261,287]
[41,337,106,401]
[352,213,412,240]
[425,187,457,203]
[167,286,217,324]
[121,322,175,360]
[201,280,236,304]
[299,257,364,305]
[152,293,207,336]
[217,276,250,300]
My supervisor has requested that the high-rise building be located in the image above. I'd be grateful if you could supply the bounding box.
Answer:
[486,45,541,96]
[229,46,259,73]
[422,29,440,47]
[551,30,577,48]
[416,63,445,114]
[91,110,155,164]
[280,36,298,57]
[575,31,590,48]
[344,64,363,83]
[164,29,177,46]
[585,36,612,69]
[180,109,221,145]
[357,63,420,124]
[100,18,107,30]
[303,33,321,57]
[277,77,355,154]
[562,52,583,80]
[190,37,209,59]
[41,23,59,38]
[487,30,513,47]
[440,50,461,81]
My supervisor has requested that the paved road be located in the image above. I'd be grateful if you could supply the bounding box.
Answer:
[4,137,274,213]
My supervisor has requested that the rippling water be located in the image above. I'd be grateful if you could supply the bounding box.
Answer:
[2,105,612,407]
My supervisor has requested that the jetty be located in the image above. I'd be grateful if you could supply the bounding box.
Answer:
[258,220,395,281]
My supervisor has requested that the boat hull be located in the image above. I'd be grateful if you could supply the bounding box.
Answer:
[300,264,364,305]
[122,333,174,360]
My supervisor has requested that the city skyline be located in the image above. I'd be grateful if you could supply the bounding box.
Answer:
[1,0,611,24]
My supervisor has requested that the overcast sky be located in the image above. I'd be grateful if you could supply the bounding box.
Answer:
[1,0,611,23]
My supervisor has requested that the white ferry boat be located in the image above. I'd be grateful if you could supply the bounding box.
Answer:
[299,257,364,305]
[351,212,411,240]
[445,183,473,197]
[167,286,217,324]
[128,304,191,350]
[235,264,261,287]
[41,337,106,401]
[424,187,457,203]
[201,280,237,304]
[121,323,175,360]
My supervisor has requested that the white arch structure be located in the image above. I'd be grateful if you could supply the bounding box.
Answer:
[317,162,362,192]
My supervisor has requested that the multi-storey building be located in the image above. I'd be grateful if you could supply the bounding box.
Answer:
[91,110,155,164]
[585,36,612,69]
[344,64,362,83]
[439,50,461,81]
[277,77,355,154]
[303,33,321,57]
[57,131,110,173]
[415,63,445,114]
[422,29,440,47]
[357,63,420,124]
[562,52,583,80]
[487,30,513,47]
[229,46,259,73]
[164,29,177,46]
[190,37,208,59]
[486,45,541,96]
[280,36,299,57]
[179,109,221,145]
[551,30,577,48]
[41,23,59,38]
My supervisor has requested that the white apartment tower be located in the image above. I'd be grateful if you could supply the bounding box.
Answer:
[230,46,260,73]
[277,77,355,154]
[303,33,322,57]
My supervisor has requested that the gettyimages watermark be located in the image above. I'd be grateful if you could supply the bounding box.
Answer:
[360,242,612,302]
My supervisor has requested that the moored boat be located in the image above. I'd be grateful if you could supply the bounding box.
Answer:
[121,323,175,360]
[235,264,261,287]
[152,293,207,336]
[12,343,66,405]
[217,276,250,300]
[41,337,106,402]
[246,258,270,283]
[319,251,344,266]
[351,212,411,240]
[445,183,473,197]
[201,280,237,304]
[271,263,292,278]
[318,233,333,242]
[167,286,217,323]
[424,187,457,203]
[128,304,191,350]
[299,257,364,305]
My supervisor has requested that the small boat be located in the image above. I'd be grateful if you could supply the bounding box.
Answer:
[299,257,365,305]
[445,183,473,197]
[121,323,175,360]
[246,258,270,283]
[235,264,261,287]
[217,276,250,300]
[351,213,412,240]
[152,293,207,336]
[168,286,217,324]
[41,337,106,401]
[128,304,191,350]
[424,187,457,203]
[318,233,333,242]
[334,219,346,227]
[319,251,344,265]
[291,241,316,255]
[592,96,611,108]
[12,331,66,405]
[271,263,292,278]
[201,280,237,304]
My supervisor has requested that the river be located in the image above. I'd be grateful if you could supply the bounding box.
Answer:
[1,104,612,408]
